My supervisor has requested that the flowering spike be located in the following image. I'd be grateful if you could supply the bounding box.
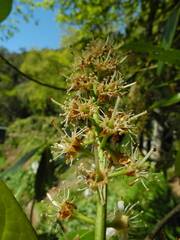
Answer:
[41,37,160,239]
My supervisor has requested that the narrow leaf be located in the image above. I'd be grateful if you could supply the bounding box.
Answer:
[120,42,180,65]
[161,7,180,50]
[0,178,39,240]
[34,147,54,201]
[0,147,40,179]
[157,7,180,74]
[149,93,180,109]
[120,42,162,53]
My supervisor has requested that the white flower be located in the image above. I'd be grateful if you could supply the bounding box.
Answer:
[41,184,77,221]
[106,200,143,239]
[51,122,88,164]
[125,148,158,190]
[106,227,116,238]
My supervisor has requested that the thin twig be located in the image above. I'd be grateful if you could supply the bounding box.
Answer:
[30,198,35,224]
[144,202,180,240]
[0,53,67,91]
[56,219,69,240]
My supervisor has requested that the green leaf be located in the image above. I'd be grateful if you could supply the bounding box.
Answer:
[149,93,180,109]
[157,7,180,74]
[0,0,13,23]
[120,42,180,65]
[0,178,39,240]
[34,147,54,201]
[161,7,180,50]
[150,49,180,65]
[0,147,40,179]
[120,42,163,53]
[59,229,94,240]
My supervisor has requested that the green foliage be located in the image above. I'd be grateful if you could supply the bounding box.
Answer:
[0,0,41,40]
[0,48,30,125]
[41,0,125,38]
[3,167,36,204]
[19,48,72,113]
[0,178,39,240]
[140,179,180,240]
[5,115,57,151]
[0,47,73,124]
[0,0,13,23]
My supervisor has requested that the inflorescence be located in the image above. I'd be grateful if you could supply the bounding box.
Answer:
[41,37,159,238]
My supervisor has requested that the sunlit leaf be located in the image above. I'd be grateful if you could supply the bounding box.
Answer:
[120,42,180,65]
[0,0,12,23]
[59,229,94,240]
[149,93,180,109]
[161,7,180,50]
[120,42,163,53]
[157,7,180,74]
[0,178,39,240]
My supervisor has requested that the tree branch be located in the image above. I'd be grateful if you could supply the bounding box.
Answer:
[0,53,68,91]
[144,202,180,240]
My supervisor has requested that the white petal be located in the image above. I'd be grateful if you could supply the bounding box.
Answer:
[106,227,116,238]
[84,188,93,198]
[46,192,53,201]
[117,200,124,211]
[46,192,59,207]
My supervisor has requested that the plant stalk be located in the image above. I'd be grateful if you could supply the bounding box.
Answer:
[94,185,107,240]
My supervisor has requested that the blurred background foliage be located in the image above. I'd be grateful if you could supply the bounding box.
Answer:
[0,0,180,239]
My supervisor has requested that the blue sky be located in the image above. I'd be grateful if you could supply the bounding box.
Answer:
[0,3,62,53]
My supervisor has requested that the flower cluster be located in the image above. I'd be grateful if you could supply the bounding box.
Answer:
[41,37,158,239]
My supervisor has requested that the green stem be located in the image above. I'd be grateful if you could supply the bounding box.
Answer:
[93,109,100,125]
[72,211,94,225]
[94,185,107,240]
[100,134,111,149]
[81,138,96,146]
[94,135,107,240]
[93,82,98,95]
[108,168,126,178]
[80,147,94,158]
